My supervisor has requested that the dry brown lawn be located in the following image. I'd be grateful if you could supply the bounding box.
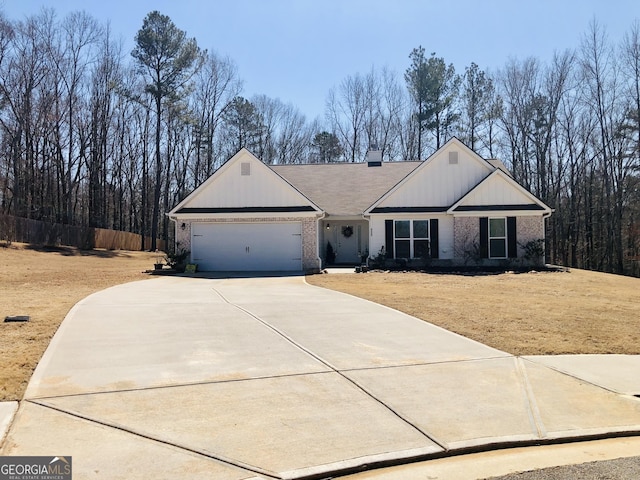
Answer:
[0,243,159,401]
[306,269,640,357]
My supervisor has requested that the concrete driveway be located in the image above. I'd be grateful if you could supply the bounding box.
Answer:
[1,275,640,479]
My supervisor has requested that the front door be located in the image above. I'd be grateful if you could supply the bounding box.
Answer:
[335,224,359,263]
[323,221,367,264]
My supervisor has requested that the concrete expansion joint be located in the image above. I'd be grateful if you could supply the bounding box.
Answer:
[209,284,449,452]
[26,399,281,479]
[515,357,547,439]
[345,379,448,452]
[23,370,338,403]
[210,285,340,371]
[338,355,514,374]
[520,356,637,397]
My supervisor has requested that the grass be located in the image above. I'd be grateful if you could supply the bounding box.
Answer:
[1,242,639,402]
[306,269,640,356]
[0,243,160,401]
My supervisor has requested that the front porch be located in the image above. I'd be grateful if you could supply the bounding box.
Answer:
[321,219,369,267]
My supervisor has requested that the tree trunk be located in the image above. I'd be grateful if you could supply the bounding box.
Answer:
[150,95,162,251]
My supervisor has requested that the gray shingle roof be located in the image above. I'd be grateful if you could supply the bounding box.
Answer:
[272,162,421,217]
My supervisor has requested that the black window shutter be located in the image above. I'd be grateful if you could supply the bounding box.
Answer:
[479,217,489,258]
[429,219,439,259]
[507,217,517,258]
[385,220,394,258]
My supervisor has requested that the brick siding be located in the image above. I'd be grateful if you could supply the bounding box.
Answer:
[453,215,545,265]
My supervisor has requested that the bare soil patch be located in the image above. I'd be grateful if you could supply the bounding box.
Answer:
[306,269,640,356]
[0,243,159,401]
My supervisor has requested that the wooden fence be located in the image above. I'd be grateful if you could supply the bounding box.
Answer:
[0,214,165,252]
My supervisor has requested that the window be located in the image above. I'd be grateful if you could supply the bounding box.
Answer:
[489,217,507,258]
[394,220,429,258]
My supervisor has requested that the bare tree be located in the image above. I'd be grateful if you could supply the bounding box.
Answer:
[580,19,629,272]
[499,57,539,190]
[325,67,408,162]
[621,22,640,275]
[622,20,640,162]
[0,11,51,219]
[326,72,367,162]
[54,11,102,223]
[275,102,312,164]
[191,51,241,185]
[87,23,120,228]
[252,94,282,163]
[375,67,406,161]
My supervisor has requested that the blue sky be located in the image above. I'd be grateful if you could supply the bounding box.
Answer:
[2,0,639,121]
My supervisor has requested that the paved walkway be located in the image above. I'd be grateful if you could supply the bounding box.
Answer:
[1,275,639,479]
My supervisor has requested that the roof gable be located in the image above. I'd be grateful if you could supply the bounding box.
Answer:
[366,138,494,213]
[169,149,320,214]
[448,169,552,214]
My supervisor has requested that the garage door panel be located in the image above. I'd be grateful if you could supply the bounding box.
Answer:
[192,223,302,271]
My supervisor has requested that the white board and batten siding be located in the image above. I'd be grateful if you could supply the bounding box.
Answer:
[182,150,318,210]
[374,144,492,209]
[451,170,550,215]
[192,222,303,271]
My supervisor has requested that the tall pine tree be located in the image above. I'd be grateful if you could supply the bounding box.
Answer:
[132,11,203,250]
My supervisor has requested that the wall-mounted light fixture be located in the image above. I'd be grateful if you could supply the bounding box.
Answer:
[326,223,330,230]
[181,223,186,230]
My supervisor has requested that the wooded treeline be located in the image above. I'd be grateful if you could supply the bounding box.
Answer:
[0,9,638,275]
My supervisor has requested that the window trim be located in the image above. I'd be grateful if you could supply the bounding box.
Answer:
[393,219,430,259]
[488,217,507,259]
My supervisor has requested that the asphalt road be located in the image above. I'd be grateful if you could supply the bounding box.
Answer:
[485,456,640,479]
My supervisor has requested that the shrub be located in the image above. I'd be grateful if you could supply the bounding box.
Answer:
[369,246,386,269]
[325,241,336,264]
[165,248,190,271]
[522,239,545,266]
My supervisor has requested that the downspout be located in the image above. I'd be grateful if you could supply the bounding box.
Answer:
[166,213,178,254]
[361,213,370,266]
[542,210,553,265]
[316,213,326,272]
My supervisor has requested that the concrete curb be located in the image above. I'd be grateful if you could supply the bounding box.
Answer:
[340,437,640,480]
[0,401,18,446]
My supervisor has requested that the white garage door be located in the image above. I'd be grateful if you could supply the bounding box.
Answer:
[191,222,303,271]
